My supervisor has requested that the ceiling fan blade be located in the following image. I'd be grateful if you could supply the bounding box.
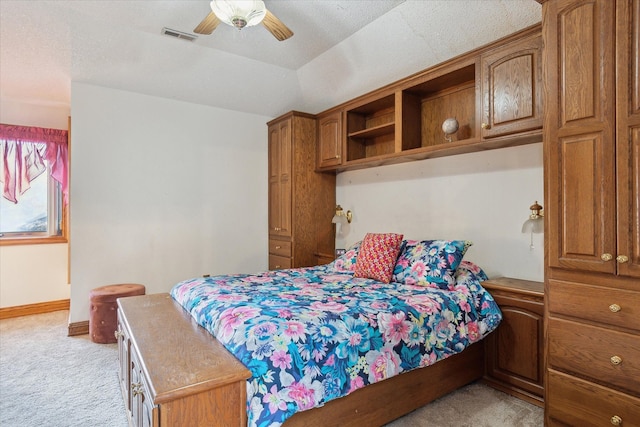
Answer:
[262,10,293,41]
[194,11,221,35]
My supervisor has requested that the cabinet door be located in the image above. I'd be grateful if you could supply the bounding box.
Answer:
[481,32,542,138]
[268,124,281,235]
[616,0,640,279]
[317,111,342,168]
[116,316,131,412]
[130,348,145,427]
[544,0,617,273]
[485,292,544,403]
[268,119,292,237]
[130,348,156,427]
[277,119,292,237]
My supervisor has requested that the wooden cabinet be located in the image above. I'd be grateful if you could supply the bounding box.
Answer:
[542,0,640,425]
[480,32,543,139]
[117,294,251,427]
[316,25,542,172]
[482,277,544,407]
[317,111,342,169]
[268,111,335,269]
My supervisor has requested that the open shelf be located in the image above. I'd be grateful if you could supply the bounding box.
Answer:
[402,63,476,150]
[346,94,396,162]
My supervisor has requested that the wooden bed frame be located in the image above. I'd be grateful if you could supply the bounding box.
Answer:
[117,293,485,427]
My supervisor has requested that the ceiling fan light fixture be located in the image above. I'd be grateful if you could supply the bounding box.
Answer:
[210,0,267,30]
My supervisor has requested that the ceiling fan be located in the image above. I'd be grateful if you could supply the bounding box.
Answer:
[194,0,293,41]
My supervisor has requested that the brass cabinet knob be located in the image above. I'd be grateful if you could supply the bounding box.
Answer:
[275,245,281,250]
[335,155,340,158]
[609,303,621,313]
[601,253,613,261]
[611,415,622,426]
[275,265,281,269]
[616,255,629,263]
[610,355,622,365]
[481,122,491,129]
[132,382,143,397]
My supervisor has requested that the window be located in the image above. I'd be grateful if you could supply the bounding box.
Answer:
[0,124,68,245]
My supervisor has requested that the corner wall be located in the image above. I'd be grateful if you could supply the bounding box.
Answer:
[0,97,70,308]
[69,83,270,323]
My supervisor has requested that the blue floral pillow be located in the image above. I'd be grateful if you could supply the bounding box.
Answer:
[454,260,489,290]
[392,239,472,289]
[328,241,361,272]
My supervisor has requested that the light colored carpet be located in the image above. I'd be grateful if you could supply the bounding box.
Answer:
[0,310,543,427]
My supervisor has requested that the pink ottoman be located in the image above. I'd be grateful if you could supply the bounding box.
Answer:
[89,284,145,343]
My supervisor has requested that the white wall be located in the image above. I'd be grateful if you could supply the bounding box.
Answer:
[69,83,269,323]
[335,143,544,282]
[0,97,71,308]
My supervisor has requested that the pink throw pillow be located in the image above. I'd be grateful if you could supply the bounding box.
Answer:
[354,233,404,283]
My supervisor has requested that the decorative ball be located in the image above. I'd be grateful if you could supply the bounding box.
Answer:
[442,118,459,135]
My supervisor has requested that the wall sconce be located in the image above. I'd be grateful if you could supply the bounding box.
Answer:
[522,201,544,249]
[332,205,352,224]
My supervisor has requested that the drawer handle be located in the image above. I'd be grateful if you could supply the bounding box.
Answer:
[616,255,629,263]
[601,253,613,261]
[275,265,281,269]
[609,304,621,313]
[275,245,281,249]
[481,122,491,129]
[611,415,622,426]
[610,355,622,365]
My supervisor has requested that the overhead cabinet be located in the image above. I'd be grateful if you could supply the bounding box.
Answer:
[480,31,543,139]
[316,25,543,172]
[317,111,342,168]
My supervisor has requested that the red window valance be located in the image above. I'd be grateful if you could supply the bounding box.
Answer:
[0,123,69,204]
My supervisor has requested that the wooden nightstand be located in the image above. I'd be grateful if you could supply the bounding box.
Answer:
[482,277,544,407]
[315,252,336,266]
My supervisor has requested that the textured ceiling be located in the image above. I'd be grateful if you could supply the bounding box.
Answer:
[0,0,541,118]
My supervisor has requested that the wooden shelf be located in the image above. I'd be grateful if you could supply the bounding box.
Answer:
[348,122,395,139]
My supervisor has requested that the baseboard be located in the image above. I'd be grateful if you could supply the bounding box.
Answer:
[0,299,70,320]
[68,320,89,337]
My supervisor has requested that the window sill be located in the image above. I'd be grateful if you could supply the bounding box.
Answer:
[0,236,68,246]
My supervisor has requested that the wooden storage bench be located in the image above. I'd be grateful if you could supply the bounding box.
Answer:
[116,293,251,427]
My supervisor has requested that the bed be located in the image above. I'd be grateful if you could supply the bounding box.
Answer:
[167,236,502,427]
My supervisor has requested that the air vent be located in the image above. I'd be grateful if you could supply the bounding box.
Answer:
[161,27,198,42]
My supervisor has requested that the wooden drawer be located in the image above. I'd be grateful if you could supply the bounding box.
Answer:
[548,317,640,394]
[547,369,640,427]
[269,240,292,257]
[548,280,640,332]
[269,254,291,270]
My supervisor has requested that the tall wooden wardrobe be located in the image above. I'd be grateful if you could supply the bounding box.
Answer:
[542,0,640,425]
[267,111,336,269]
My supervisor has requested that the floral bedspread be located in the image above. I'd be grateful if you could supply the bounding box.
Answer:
[170,263,501,427]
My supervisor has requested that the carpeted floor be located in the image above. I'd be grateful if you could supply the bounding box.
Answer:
[0,310,543,427]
